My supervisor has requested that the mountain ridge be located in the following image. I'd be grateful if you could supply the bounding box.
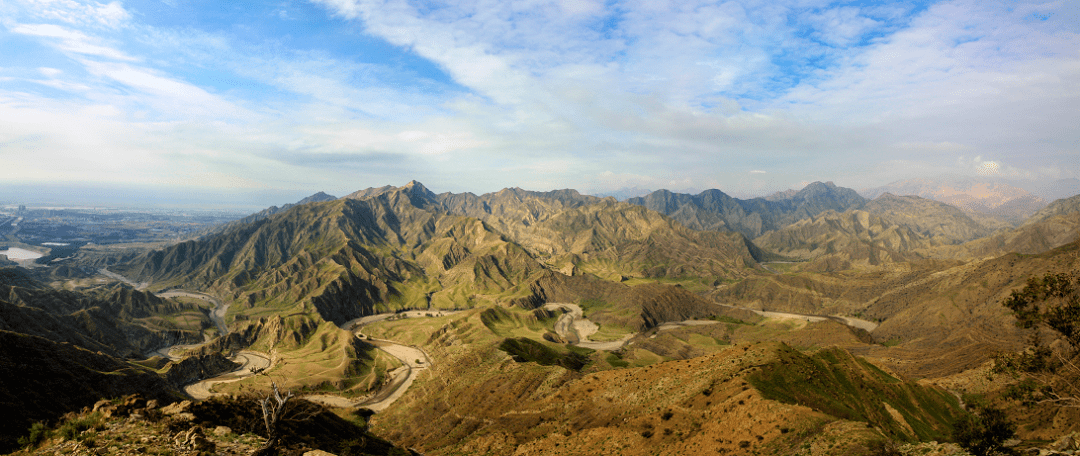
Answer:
[862,177,1047,223]
[626,181,867,238]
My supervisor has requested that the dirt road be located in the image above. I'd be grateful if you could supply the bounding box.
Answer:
[543,303,635,350]
[184,351,273,400]
[305,311,443,411]
[158,290,230,335]
[720,304,879,331]
[98,268,149,290]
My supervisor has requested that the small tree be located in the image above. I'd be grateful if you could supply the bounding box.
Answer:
[995,272,1080,407]
[952,405,1015,456]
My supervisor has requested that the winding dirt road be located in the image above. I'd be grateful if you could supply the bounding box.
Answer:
[544,303,634,350]
[98,269,276,399]
[157,290,230,335]
[305,311,450,411]
[731,305,879,332]
[153,290,275,399]
[184,351,273,400]
[543,301,878,351]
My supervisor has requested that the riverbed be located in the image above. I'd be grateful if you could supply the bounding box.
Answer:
[0,247,43,260]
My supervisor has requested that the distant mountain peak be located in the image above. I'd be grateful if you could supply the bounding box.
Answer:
[385,180,438,210]
[296,191,337,205]
[343,181,435,203]
[401,180,435,197]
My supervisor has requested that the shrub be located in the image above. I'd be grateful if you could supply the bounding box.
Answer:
[952,405,1015,456]
[864,439,901,456]
[56,412,102,441]
[17,422,49,448]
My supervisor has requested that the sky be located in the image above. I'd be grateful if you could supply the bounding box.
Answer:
[1,0,1078,208]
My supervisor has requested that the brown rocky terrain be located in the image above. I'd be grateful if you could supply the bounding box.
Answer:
[1022,193,1080,226]
[10,394,407,456]
[6,179,1080,456]
[511,271,759,331]
[924,213,1080,259]
[711,237,1080,381]
[751,193,1001,271]
[114,182,760,327]
[373,312,963,456]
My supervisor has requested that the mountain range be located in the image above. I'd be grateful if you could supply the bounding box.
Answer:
[862,177,1048,223]
[5,177,1080,455]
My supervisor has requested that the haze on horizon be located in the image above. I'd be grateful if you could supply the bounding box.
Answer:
[1,0,1078,208]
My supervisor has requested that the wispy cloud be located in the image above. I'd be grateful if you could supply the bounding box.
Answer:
[16,0,131,28]
[11,23,135,60]
[0,0,1076,202]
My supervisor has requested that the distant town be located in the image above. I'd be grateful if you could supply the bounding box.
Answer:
[0,204,244,265]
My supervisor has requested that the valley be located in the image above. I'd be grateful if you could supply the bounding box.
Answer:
[3,179,1080,455]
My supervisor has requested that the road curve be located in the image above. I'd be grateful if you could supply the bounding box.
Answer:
[157,290,230,335]
[97,269,272,399]
[543,303,634,351]
[183,351,273,400]
[739,306,879,332]
[305,311,448,411]
[543,301,878,350]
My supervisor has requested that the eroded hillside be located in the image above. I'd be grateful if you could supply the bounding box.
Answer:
[8,180,1080,455]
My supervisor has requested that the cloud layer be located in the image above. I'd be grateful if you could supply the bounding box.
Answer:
[1,0,1077,205]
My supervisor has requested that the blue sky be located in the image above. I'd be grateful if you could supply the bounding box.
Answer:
[1,0,1078,207]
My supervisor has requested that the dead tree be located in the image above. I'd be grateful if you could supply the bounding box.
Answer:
[256,380,294,453]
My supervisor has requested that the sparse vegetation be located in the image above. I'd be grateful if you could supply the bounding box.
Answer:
[748,345,964,441]
[995,272,1080,408]
[17,422,49,449]
[710,315,753,325]
[7,181,1080,455]
[952,405,1015,456]
[497,337,592,370]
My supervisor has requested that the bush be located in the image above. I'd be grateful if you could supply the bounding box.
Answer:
[56,412,102,442]
[952,406,1015,456]
[864,439,901,456]
[17,422,49,448]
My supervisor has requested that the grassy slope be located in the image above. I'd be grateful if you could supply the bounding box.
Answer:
[748,345,963,441]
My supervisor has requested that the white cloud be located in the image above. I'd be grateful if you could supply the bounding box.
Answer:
[14,0,131,28]
[1,0,1077,199]
[11,23,136,60]
[78,60,251,120]
[806,6,881,47]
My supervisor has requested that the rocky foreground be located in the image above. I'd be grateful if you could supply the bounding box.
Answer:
[9,394,413,456]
